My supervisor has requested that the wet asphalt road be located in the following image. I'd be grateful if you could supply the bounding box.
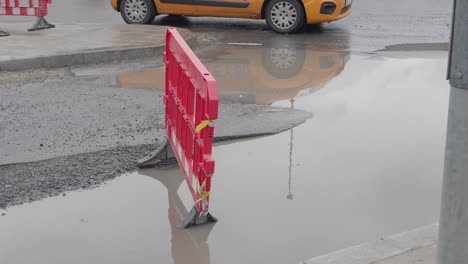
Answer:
[8,0,453,46]
[1,0,452,51]
[0,0,455,264]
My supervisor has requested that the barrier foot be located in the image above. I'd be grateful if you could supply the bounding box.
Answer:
[178,206,217,229]
[0,29,9,37]
[137,138,176,168]
[28,16,55,31]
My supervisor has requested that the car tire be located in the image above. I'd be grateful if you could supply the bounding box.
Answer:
[120,0,157,24]
[265,0,305,34]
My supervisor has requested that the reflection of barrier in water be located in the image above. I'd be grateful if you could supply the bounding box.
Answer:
[141,168,215,264]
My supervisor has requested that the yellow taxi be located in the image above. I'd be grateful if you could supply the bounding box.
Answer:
[110,0,351,33]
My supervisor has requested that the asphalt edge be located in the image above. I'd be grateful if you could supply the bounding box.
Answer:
[300,224,438,264]
[0,35,198,72]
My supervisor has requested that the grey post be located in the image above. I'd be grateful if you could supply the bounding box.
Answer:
[437,0,468,263]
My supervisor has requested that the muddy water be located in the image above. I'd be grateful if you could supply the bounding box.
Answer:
[0,54,449,264]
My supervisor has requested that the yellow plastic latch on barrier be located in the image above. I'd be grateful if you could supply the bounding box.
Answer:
[195,180,210,203]
[196,120,216,133]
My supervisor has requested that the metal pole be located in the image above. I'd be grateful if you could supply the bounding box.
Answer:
[287,98,295,200]
[437,0,468,263]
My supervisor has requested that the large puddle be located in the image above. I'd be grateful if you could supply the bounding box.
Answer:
[0,54,449,264]
[110,30,351,105]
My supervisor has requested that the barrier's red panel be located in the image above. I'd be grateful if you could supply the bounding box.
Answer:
[0,0,50,16]
[164,28,219,213]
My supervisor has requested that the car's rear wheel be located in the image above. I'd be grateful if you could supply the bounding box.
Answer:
[265,0,305,34]
[120,0,157,24]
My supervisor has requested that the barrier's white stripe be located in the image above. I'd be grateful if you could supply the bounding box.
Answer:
[184,158,189,177]
[171,132,178,160]
[0,0,39,7]
[27,7,35,15]
[171,130,206,204]
[12,7,20,15]
[19,0,29,7]
[172,132,194,191]
[192,174,197,196]
[0,7,5,14]
[178,144,182,160]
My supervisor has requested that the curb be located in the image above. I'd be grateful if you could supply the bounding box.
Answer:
[300,224,438,264]
[0,35,198,72]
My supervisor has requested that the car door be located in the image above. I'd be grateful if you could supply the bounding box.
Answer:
[155,0,197,16]
[193,0,260,18]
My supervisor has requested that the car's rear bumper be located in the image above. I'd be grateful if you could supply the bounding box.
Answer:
[303,0,351,24]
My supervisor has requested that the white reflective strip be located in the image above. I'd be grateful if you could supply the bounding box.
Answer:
[0,0,6,7]
[34,0,39,6]
[12,7,20,14]
[184,158,189,176]
[27,7,34,15]
[192,175,197,195]
[0,7,5,14]
[179,152,188,176]
[171,131,178,156]
[19,0,29,7]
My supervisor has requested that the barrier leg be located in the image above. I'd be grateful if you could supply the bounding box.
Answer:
[28,16,55,31]
[137,138,177,168]
[178,205,217,229]
[0,29,9,37]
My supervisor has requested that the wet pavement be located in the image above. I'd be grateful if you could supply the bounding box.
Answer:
[0,52,449,263]
[0,23,192,71]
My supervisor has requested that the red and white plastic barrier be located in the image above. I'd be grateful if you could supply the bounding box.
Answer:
[0,0,43,16]
[164,28,219,227]
[0,0,54,32]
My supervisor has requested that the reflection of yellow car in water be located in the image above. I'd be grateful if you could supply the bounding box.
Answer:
[115,34,350,105]
[110,0,351,33]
